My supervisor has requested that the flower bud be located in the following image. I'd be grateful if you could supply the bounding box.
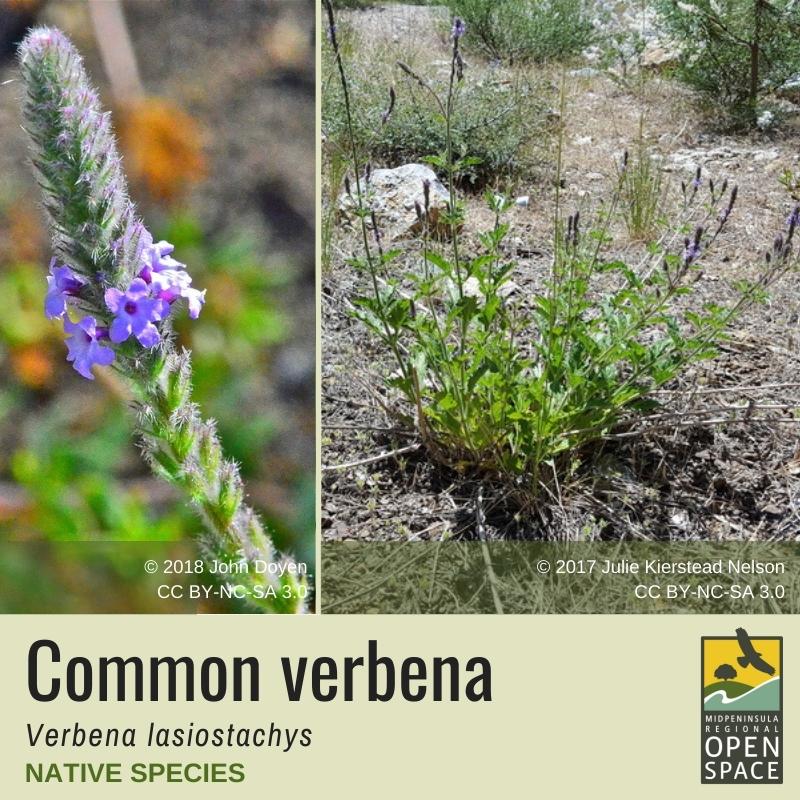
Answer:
[217,460,244,525]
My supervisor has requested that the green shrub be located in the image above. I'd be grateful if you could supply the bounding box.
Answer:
[445,0,595,64]
[656,0,800,127]
[322,43,548,187]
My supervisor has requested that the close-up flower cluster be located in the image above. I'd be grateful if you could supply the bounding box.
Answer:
[10,23,308,613]
[45,231,205,379]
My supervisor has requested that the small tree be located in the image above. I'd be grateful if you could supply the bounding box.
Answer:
[657,1,800,127]
[714,663,738,682]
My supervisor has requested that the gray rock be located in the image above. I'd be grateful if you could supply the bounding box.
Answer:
[569,67,599,79]
[339,163,451,240]
[641,42,680,69]
[667,144,780,175]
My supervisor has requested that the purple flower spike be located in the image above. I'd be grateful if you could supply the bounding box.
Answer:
[682,238,701,266]
[63,316,114,380]
[787,206,800,230]
[452,17,466,40]
[45,259,85,319]
[105,278,168,347]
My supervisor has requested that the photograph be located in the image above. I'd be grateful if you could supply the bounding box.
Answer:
[0,0,316,612]
[321,1,800,608]
[0,3,798,798]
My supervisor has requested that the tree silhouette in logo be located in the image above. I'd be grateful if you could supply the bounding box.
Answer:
[714,663,737,682]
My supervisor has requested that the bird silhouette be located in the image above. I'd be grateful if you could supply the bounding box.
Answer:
[735,628,775,676]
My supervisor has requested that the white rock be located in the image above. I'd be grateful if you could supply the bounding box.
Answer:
[641,43,680,69]
[569,67,599,78]
[752,147,779,161]
[756,110,776,131]
[339,163,451,240]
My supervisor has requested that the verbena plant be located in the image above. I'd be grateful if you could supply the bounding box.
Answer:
[325,2,798,506]
[656,0,800,127]
[444,0,595,64]
[17,28,307,612]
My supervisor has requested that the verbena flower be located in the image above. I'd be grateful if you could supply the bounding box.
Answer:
[45,259,85,319]
[380,86,396,127]
[63,315,115,379]
[787,205,800,230]
[682,227,703,266]
[682,241,700,264]
[452,17,466,41]
[105,278,168,347]
[719,183,738,225]
[139,237,206,319]
[139,236,184,278]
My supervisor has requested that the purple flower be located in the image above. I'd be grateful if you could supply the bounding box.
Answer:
[63,315,114,380]
[150,268,206,319]
[139,239,184,282]
[787,205,800,229]
[452,17,466,40]
[138,238,206,319]
[105,278,168,347]
[45,259,85,319]
[682,238,701,266]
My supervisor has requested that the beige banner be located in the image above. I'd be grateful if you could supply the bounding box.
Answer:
[0,614,796,797]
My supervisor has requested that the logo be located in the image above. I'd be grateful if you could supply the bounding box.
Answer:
[701,628,782,784]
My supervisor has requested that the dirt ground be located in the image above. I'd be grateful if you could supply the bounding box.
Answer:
[322,4,800,543]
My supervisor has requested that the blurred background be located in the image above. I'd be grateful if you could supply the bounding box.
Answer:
[0,0,315,611]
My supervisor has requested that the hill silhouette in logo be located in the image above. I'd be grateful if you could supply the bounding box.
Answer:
[703,680,753,700]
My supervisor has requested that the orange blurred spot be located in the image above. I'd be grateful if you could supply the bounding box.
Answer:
[1,0,42,11]
[117,97,206,204]
[10,344,55,390]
